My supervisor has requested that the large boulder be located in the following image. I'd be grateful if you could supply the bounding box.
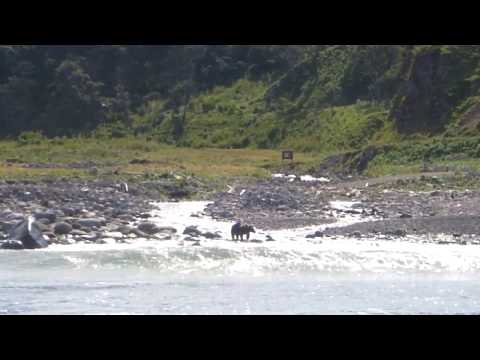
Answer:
[8,217,49,249]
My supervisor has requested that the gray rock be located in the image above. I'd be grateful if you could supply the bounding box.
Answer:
[77,218,106,228]
[8,218,49,249]
[131,228,148,237]
[34,211,57,224]
[184,236,198,242]
[183,226,202,237]
[61,207,78,216]
[137,222,161,235]
[117,225,133,235]
[202,231,222,240]
[0,221,15,233]
[2,212,24,221]
[306,231,324,239]
[70,229,89,236]
[1,241,25,250]
[54,222,73,235]
[157,226,178,234]
[391,229,407,237]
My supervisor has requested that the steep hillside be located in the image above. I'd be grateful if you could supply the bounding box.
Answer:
[1,45,480,154]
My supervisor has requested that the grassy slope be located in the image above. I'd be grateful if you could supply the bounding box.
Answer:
[4,45,480,182]
[0,138,324,181]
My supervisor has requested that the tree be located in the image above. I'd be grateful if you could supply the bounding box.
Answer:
[41,59,106,136]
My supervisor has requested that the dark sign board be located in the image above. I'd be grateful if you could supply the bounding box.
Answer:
[282,150,294,161]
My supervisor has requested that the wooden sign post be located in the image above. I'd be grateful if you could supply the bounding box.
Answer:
[282,150,294,161]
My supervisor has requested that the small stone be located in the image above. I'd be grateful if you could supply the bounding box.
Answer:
[202,232,222,240]
[131,228,148,237]
[54,222,73,235]
[157,226,178,234]
[70,229,89,236]
[392,229,407,237]
[34,211,57,224]
[77,218,106,228]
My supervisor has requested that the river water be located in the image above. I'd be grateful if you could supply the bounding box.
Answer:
[1,201,480,315]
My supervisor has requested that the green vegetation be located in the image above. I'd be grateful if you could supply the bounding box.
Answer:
[0,137,324,181]
[2,45,480,181]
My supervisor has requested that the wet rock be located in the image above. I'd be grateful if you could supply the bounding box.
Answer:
[183,226,202,237]
[0,221,15,233]
[34,211,57,224]
[266,235,275,242]
[9,218,49,249]
[153,233,173,241]
[105,232,124,239]
[76,218,106,228]
[0,241,25,250]
[202,231,222,240]
[72,222,82,230]
[399,213,412,219]
[306,231,324,239]
[61,207,78,217]
[70,229,89,236]
[43,232,57,240]
[117,225,133,235]
[389,229,407,237]
[137,222,161,235]
[81,233,102,242]
[54,222,73,235]
[184,236,198,242]
[131,228,148,238]
[157,226,178,234]
[37,218,52,225]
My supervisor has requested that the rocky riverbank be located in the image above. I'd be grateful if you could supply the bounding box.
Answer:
[3,171,480,249]
[0,176,214,249]
[205,173,480,244]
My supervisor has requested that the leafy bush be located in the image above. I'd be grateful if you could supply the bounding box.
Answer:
[17,131,45,146]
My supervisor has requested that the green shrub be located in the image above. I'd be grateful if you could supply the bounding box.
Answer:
[17,131,45,146]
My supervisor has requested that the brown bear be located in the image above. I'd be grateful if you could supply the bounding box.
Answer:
[231,222,256,241]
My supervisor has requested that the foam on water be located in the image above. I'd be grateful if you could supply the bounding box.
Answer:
[8,200,480,276]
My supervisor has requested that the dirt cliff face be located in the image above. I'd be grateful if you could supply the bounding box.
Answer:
[392,46,480,134]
